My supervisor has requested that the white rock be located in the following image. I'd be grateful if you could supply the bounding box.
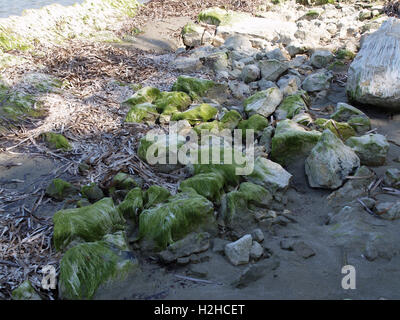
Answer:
[250,241,264,260]
[224,234,253,266]
[346,18,400,110]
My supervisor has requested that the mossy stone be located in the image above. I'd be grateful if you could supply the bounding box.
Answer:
[275,93,307,120]
[179,171,225,202]
[12,280,41,300]
[238,114,268,137]
[125,102,158,123]
[117,187,143,219]
[219,110,242,130]
[46,178,78,201]
[81,183,104,203]
[155,91,192,115]
[315,118,356,141]
[171,103,218,125]
[123,86,161,106]
[42,132,72,151]
[143,185,171,209]
[172,76,215,101]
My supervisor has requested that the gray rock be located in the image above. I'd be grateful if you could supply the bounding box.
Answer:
[305,129,360,189]
[375,201,400,220]
[383,168,400,188]
[280,239,294,251]
[310,50,334,68]
[212,238,230,254]
[241,64,261,83]
[345,134,389,166]
[259,59,289,81]
[259,126,275,154]
[187,264,208,278]
[289,54,308,68]
[244,87,283,118]
[250,241,264,260]
[302,71,333,92]
[266,48,290,61]
[258,79,278,91]
[224,234,253,266]
[229,80,251,100]
[172,57,202,72]
[232,257,280,288]
[277,75,301,96]
[292,241,315,259]
[346,18,400,110]
[251,229,264,243]
[223,35,253,51]
[331,102,371,134]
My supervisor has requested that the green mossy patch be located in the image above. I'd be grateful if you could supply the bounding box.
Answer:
[125,102,158,123]
[330,103,370,134]
[42,132,72,151]
[117,187,143,219]
[238,114,268,137]
[0,26,30,52]
[171,103,218,125]
[275,93,307,120]
[179,171,225,202]
[137,134,186,163]
[123,86,161,106]
[12,280,41,300]
[53,197,125,251]
[271,119,321,165]
[198,7,248,26]
[58,232,138,300]
[144,185,171,209]
[111,172,140,190]
[315,118,356,141]
[220,110,242,130]
[155,91,192,115]
[81,183,104,203]
[172,76,215,101]
[335,49,355,60]
[139,189,214,250]
[45,178,79,201]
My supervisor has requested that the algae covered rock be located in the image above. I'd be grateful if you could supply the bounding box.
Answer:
[383,168,400,188]
[111,172,141,191]
[305,129,360,189]
[125,102,158,123]
[345,134,389,166]
[123,86,161,106]
[271,119,321,165]
[238,114,268,137]
[274,93,308,120]
[46,178,78,201]
[53,197,125,251]
[198,7,247,26]
[58,232,138,300]
[182,22,208,47]
[117,187,143,219]
[42,132,72,151]
[81,183,104,203]
[139,189,215,250]
[172,76,228,103]
[155,91,192,115]
[246,157,292,195]
[143,185,171,209]
[219,110,242,130]
[171,103,218,125]
[244,88,283,118]
[330,102,371,134]
[315,118,356,141]
[12,280,41,300]
[179,171,225,202]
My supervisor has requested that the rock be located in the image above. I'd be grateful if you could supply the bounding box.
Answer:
[42,132,71,151]
[244,88,283,118]
[155,91,192,115]
[179,171,225,202]
[172,76,228,104]
[81,183,104,203]
[12,280,41,300]
[292,241,315,259]
[330,102,371,134]
[117,187,143,219]
[158,232,211,263]
[271,119,321,165]
[228,80,250,99]
[259,126,275,153]
[266,48,290,61]
[305,129,360,189]
[172,56,203,72]
[53,198,125,251]
[45,178,79,201]
[125,102,158,123]
[224,234,253,266]
[346,18,400,110]
[375,202,400,220]
[200,51,229,72]
[187,264,208,278]
[247,157,292,195]
[111,172,141,191]
[258,79,278,91]
[327,166,375,209]
[143,185,171,209]
[315,118,356,141]
[345,134,389,166]
[232,257,280,288]
[280,239,294,251]
[238,114,269,137]
[302,71,333,92]
[182,22,211,47]
[139,189,214,250]
[58,232,138,300]
[292,112,313,126]
[310,50,334,68]
[241,64,261,83]
[250,241,264,260]
[223,35,253,51]
[274,93,307,120]
[277,75,301,97]
[383,168,400,188]
[171,103,218,125]
[198,7,248,26]
[123,86,161,106]
[259,59,289,81]
[251,229,264,243]
[219,110,242,130]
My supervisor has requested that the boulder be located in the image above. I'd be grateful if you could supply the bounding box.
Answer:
[271,119,321,165]
[314,118,356,141]
[241,64,261,83]
[310,50,334,68]
[274,93,308,120]
[305,129,360,189]
[117,187,143,219]
[346,18,400,110]
[155,91,192,115]
[244,88,283,118]
[182,22,211,47]
[330,102,371,134]
[345,134,389,166]
[238,114,268,137]
[302,71,332,92]
[179,171,225,202]
[259,59,289,81]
